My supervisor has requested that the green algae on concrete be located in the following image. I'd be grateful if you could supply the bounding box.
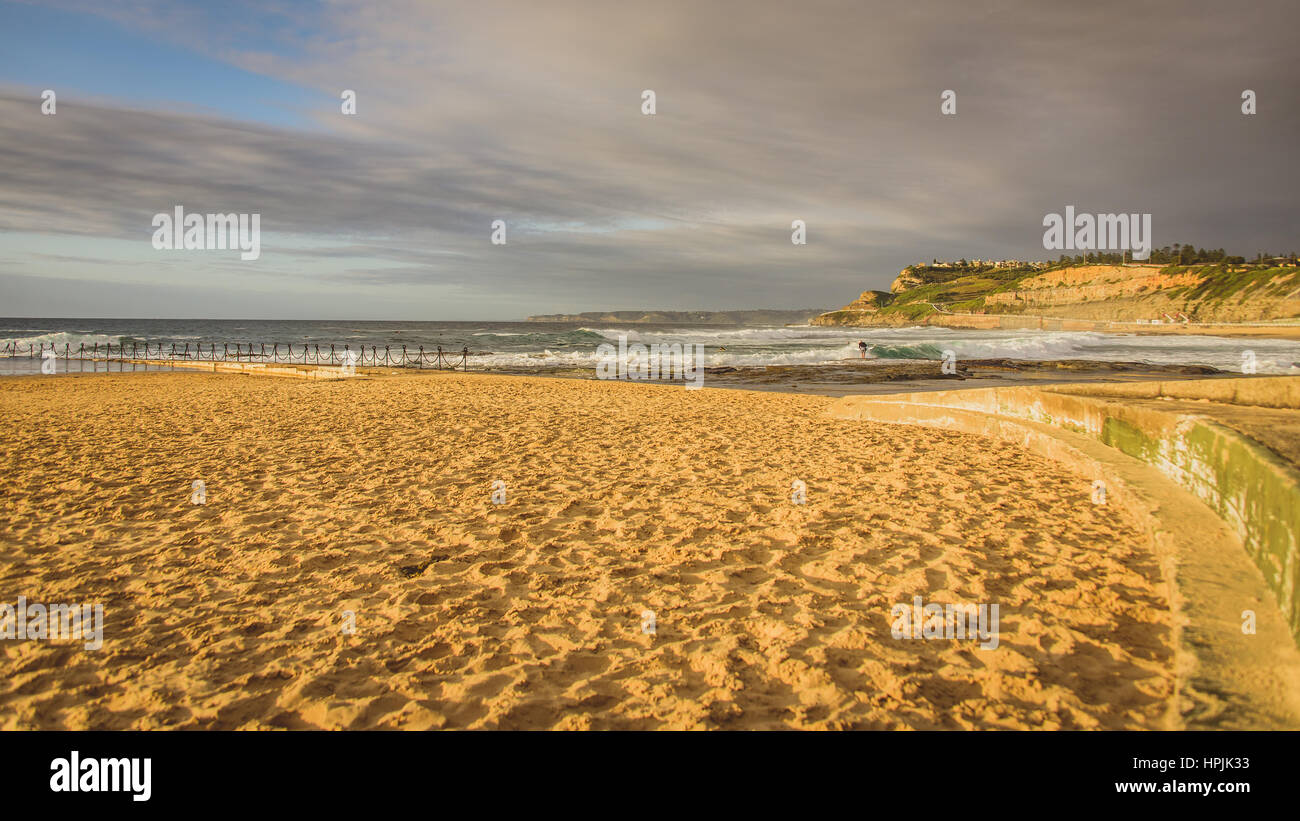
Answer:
[1096,408,1299,641]
[1100,416,1162,464]
[1179,420,1299,633]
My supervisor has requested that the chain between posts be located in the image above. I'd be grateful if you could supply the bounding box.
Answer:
[0,341,472,370]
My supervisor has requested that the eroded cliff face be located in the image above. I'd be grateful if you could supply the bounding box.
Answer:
[889,270,927,293]
[812,263,1300,327]
[983,265,1202,308]
[811,309,998,328]
[844,290,892,310]
[1028,292,1300,323]
[810,290,899,326]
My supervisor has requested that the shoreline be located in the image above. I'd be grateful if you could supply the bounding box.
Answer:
[392,358,1247,398]
[0,356,1265,398]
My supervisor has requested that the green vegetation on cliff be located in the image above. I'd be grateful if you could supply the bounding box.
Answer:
[813,258,1300,327]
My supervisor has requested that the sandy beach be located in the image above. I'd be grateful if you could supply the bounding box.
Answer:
[0,370,1184,730]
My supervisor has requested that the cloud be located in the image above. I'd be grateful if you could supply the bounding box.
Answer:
[3,0,1299,318]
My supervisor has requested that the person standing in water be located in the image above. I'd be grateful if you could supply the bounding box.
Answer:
[858,340,868,359]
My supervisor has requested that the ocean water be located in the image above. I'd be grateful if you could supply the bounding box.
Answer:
[2,317,1299,375]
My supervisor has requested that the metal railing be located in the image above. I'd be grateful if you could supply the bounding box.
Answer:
[0,341,471,370]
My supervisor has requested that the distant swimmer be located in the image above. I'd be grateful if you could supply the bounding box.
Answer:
[858,340,868,359]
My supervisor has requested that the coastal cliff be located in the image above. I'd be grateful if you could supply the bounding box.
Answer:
[812,260,1300,327]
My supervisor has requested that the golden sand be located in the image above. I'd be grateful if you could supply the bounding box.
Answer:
[0,371,1175,729]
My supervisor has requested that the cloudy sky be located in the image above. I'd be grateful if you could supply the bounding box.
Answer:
[0,0,1296,319]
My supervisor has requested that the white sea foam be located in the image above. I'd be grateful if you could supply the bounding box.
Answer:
[3,322,1299,375]
[480,327,1300,373]
[0,331,119,350]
